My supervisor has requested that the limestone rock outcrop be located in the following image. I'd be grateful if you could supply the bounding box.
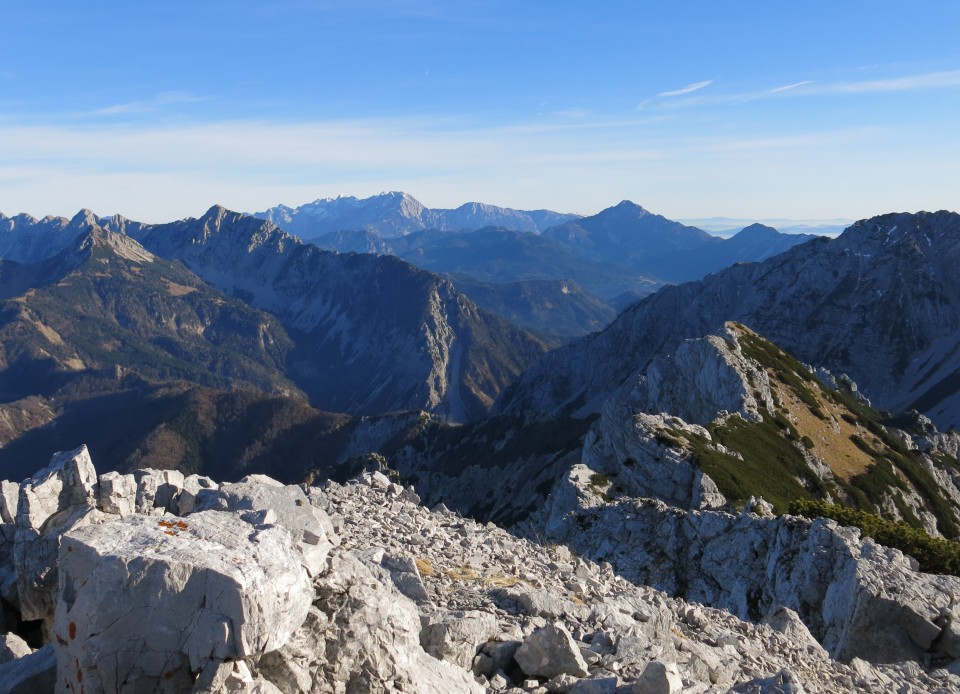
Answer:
[13,445,104,623]
[535,483,960,665]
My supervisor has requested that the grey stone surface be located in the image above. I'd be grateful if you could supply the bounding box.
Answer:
[0,481,19,525]
[97,471,137,517]
[199,476,338,577]
[0,644,55,694]
[632,661,682,694]
[420,609,498,669]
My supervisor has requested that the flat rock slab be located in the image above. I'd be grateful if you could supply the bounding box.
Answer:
[201,476,338,577]
[54,510,312,693]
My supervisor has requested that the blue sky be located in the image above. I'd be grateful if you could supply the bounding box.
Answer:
[2,1,959,222]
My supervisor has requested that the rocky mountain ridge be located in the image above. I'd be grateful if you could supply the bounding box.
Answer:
[0,207,546,423]
[498,210,960,431]
[0,224,302,401]
[1,446,959,692]
[311,225,660,300]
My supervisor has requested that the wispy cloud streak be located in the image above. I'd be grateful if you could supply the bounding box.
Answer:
[92,91,210,116]
[768,80,815,94]
[658,80,713,97]
[814,70,960,94]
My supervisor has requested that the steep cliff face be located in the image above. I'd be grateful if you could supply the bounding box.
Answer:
[128,206,546,421]
[498,211,960,430]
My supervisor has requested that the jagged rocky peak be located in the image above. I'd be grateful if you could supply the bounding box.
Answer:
[611,199,652,216]
[73,224,156,264]
[2,445,960,692]
[67,208,99,230]
[842,209,960,245]
[123,206,546,421]
[500,209,960,429]
[625,323,775,426]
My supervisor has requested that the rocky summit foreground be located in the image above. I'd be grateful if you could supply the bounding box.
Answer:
[0,447,959,692]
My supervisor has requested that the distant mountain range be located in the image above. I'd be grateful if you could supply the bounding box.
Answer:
[253,191,581,238]
[309,224,660,297]
[280,195,816,340]
[0,196,822,348]
[540,201,819,283]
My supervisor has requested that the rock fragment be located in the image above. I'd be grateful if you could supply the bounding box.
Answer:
[420,609,499,668]
[0,644,56,694]
[0,633,31,664]
[97,471,137,517]
[199,476,338,577]
[632,660,682,694]
[515,623,590,679]
[0,481,19,524]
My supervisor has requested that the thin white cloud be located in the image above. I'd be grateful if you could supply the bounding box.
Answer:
[815,70,960,94]
[768,80,815,94]
[637,80,713,110]
[658,80,713,98]
[640,69,960,112]
[92,91,210,116]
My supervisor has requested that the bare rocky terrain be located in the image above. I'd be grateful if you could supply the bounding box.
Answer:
[0,447,959,692]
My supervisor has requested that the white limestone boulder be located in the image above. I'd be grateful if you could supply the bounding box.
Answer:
[420,609,499,669]
[53,509,312,692]
[632,661,682,694]
[515,622,590,679]
[134,468,185,514]
[762,605,827,659]
[176,473,217,515]
[16,446,97,534]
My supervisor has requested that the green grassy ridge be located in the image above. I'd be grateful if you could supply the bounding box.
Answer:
[788,500,960,576]
[665,411,828,515]
[728,324,960,538]
[641,325,960,537]
[825,386,960,538]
